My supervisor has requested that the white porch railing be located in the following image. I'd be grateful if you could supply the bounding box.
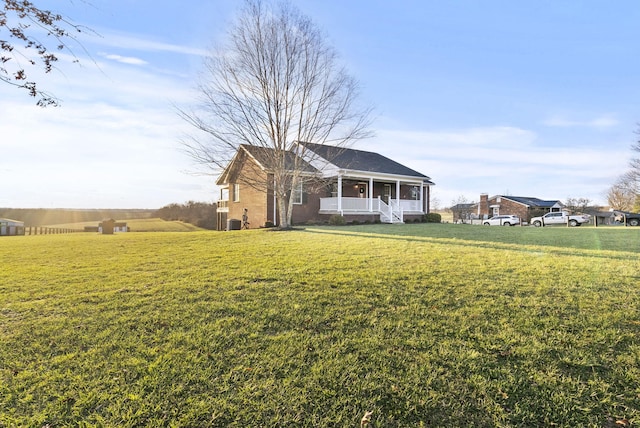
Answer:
[320,197,421,213]
[320,197,420,223]
[320,197,370,212]
[398,199,422,212]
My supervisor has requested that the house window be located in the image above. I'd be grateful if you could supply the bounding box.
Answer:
[492,207,500,216]
[220,188,229,201]
[410,186,420,200]
[292,181,304,205]
[233,184,240,202]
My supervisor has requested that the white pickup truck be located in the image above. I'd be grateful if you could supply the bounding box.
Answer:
[530,211,591,227]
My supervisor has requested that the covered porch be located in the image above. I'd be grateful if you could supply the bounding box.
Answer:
[318,174,429,223]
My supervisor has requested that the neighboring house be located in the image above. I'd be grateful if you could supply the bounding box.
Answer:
[477,194,563,224]
[215,142,435,229]
[0,218,25,236]
[450,203,476,223]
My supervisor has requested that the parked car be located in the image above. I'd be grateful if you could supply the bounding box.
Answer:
[530,211,590,227]
[613,210,640,226]
[483,215,520,226]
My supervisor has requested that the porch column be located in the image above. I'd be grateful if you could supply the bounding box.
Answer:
[273,176,278,226]
[369,177,373,211]
[396,180,401,205]
[337,174,342,213]
[420,183,424,213]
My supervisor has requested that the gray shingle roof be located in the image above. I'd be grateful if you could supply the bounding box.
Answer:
[502,196,561,208]
[300,142,433,183]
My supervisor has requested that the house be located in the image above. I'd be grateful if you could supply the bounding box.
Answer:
[0,218,25,236]
[477,194,563,224]
[215,142,435,229]
[97,220,128,233]
[450,203,476,223]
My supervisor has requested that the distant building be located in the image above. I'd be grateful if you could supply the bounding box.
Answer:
[0,218,25,236]
[478,194,563,223]
[98,220,128,233]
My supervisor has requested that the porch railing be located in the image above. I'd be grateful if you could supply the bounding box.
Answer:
[320,197,371,212]
[320,196,420,223]
[319,197,421,213]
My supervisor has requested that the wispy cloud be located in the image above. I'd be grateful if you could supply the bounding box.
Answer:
[542,114,619,129]
[100,53,148,66]
[90,29,209,57]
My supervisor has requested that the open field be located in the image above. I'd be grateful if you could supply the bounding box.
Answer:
[1,224,640,427]
[46,218,205,232]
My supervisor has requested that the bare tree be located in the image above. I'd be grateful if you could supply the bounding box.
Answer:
[564,197,591,214]
[607,127,640,212]
[179,0,372,228]
[607,171,639,211]
[449,195,475,223]
[1,0,88,106]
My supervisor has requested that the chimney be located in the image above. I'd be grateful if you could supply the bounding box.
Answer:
[479,193,489,218]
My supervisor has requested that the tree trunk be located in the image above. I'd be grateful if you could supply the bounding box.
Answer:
[277,193,290,229]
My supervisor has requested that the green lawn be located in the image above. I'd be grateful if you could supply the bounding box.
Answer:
[1,224,639,427]
[45,217,204,232]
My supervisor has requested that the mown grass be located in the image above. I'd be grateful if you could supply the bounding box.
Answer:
[46,218,204,232]
[1,224,640,427]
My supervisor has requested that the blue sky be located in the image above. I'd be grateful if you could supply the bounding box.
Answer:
[2,0,638,209]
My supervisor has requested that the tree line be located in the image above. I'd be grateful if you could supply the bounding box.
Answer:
[153,201,217,230]
[0,208,154,226]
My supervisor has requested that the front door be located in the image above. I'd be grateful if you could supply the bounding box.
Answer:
[383,184,392,203]
[358,183,368,198]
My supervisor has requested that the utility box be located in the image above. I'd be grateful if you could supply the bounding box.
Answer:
[227,219,241,231]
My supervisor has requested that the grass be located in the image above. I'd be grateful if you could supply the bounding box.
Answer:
[1,224,639,427]
[46,218,204,232]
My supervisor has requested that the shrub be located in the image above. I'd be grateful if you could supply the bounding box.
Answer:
[424,212,442,223]
[328,214,345,225]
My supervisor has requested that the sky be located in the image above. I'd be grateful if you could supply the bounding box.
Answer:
[2,0,639,209]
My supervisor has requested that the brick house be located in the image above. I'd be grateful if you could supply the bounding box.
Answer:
[477,194,563,224]
[215,142,435,229]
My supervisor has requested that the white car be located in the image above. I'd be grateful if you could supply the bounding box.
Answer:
[483,215,520,226]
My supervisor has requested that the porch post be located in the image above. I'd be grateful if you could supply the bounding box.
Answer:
[396,180,401,205]
[337,174,343,213]
[273,176,278,226]
[369,177,373,211]
[420,182,424,213]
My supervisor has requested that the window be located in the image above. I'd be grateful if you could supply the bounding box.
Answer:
[410,186,420,200]
[292,181,304,204]
[220,188,229,201]
[233,184,240,202]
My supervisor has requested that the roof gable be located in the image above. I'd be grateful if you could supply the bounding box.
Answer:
[216,145,319,185]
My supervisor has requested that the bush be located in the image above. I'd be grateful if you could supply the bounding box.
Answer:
[328,214,345,225]
[424,212,442,223]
